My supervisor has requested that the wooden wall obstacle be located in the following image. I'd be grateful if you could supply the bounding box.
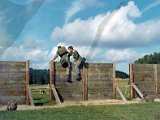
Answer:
[0,61,30,104]
[49,61,115,101]
[130,64,160,98]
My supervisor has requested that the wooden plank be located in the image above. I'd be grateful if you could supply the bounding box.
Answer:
[0,73,26,78]
[88,68,113,73]
[88,75,113,78]
[51,84,61,104]
[133,64,154,70]
[88,84,113,88]
[133,77,154,82]
[0,79,26,84]
[89,92,113,97]
[0,61,28,104]
[50,60,54,101]
[0,61,26,64]
[0,68,26,72]
[27,85,34,106]
[154,64,158,95]
[133,73,154,77]
[0,96,26,104]
[131,83,144,99]
[87,63,113,68]
[0,62,26,67]
[88,89,113,93]
[25,60,30,105]
[114,84,127,101]
[82,65,88,101]
[130,64,134,99]
[0,91,25,96]
[0,86,26,90]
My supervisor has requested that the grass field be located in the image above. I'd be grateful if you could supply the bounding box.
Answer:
[30,85,55,105]
[117,79,130,100]
[0,80,159,120]
[0,103,160,120]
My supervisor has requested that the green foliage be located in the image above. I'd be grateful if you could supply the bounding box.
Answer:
[116,70,129,78]
[30,68,49,85]
[0,103,160,120]
[30,85,54,105]
[29,68,129,84]
[135,52,160,64]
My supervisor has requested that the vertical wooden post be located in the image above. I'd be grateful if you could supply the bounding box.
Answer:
[82,64,88,101]
[113,63,116,99]
[25,60,30,105]
[50,60,54,101]
[154,64,158,95]
[129,64,134,99]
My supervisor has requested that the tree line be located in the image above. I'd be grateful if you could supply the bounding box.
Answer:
[29,68,129,84]
[29,68,49,84]
[135,52,160,64]
[116,70,129,79]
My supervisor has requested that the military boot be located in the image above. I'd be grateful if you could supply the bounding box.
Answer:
[76,73,82,81]
[67,75,72,83]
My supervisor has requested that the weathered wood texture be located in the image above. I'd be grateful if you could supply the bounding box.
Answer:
[130,64,160,98]
[50,62,114,101]
[0,61,29,104]
[87,63,114,100]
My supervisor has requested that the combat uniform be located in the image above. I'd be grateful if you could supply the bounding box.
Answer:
[72,50,83,80]
[53,47,70,67]
[53,47,72,82]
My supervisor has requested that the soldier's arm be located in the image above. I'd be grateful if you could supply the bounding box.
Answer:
[73,50,79,61]
[68,52,72,57]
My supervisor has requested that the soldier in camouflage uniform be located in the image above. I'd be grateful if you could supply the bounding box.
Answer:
[53,46,72,83]
[68,46,85,80]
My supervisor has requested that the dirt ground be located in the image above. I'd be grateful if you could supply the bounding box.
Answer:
[0,99,150,111]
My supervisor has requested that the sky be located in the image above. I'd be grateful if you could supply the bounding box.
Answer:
[1,0,160,73]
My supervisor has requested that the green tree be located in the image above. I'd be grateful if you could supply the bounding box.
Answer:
[135,52,160,64]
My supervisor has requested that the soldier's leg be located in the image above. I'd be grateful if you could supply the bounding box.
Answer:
[75,60,82,80]
[64,54,72,83]
[66,62,72,83]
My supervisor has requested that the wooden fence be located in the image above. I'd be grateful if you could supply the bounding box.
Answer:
[0,61,30,104]
[130,64,160,98]
[50,61,115,101]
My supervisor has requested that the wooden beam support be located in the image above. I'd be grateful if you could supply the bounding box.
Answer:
[131,83,144,99]
[49,60,54,101]
[154,64,158,95]
[51,84,61,104]
[114,84,127,101]
[25,60,30,105]
[129,64,134,99]
[27,85,34,106]
[82,64,88,101]
[113,63,116,99]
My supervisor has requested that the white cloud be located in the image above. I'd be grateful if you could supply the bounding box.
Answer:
[3,37,50,69]
[105,49,146,63]
[0,1,44,59]
[50,1,152,66]
[2,39,147,70]
[51,1,160,49]
[0,12,14,59]
[65,0,104,23]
